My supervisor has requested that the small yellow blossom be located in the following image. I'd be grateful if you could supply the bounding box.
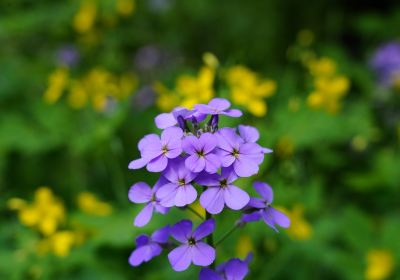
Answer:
[43,68,69,104]
[116,0,135,16]
[365,250,394,280]
[77,192,113,216]
[73,0,97,34]
[203,52,219,69]
[236,234,254,259]
[36,230,80,257]
[225,65,276,117]
[280,204,312,240]
[307,57,337,77]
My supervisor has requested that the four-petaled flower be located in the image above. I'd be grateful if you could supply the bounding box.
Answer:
[129,225,170,266]
[195,98,242,117]
[168,219,216,271]
[199,253,253,280]
[238,125,272,154]
[242,182,290,232]
[197,168,250,214]
[156,158,198,207]
[182,132,221,173]
[129,178,169,227]
[128,127,183,172]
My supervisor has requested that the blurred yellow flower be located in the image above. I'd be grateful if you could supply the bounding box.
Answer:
[43,68,69,104]
[225,65,276,117]
[280,204,312,240]
[77,192,113,216]
[236,234,254,259]
[36,230,81,257]
[305,57,350,114]
[154,56,216,111]
[8,187,65,236]
[365,250,394,280]
[73,0,97,34]
[116,0,135,16]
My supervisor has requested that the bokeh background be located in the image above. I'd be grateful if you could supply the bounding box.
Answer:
[1,0,400,279]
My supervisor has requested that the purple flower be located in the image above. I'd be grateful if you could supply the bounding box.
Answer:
[182,133,221,173]
[370,41,400,87]
[238,125,273,154]
[129,178,169,227]
[129,225,170,266]
[241,182,290,232]
[168,219,216,271]
[56,45,80,67]
[195,98,242,117]
[155,107,206,129]
[156,158,198,207]
[199,253,252,280]
[128,127,183,172]
[216,128,264,177]
[196,168,250,214]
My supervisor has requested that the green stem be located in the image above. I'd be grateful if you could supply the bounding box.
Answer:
[215,223,239,247]
[205,210,215,269]
[185,205,204,220]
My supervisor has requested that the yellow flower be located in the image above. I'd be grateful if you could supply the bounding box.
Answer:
[202,52,219,69]
[116,0,135,16]
[306,57,337,77]
[236,234,254,259]
[67,80,88,109]
[43,68,69,104]
[280,204,312,240]
[365,250,394,280]
[51,231,77,257]
[73,0,97,34]
[225,65,276,117]
[77,192,113,216]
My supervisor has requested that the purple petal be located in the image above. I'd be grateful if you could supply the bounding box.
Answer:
[155,112,177,129]
[135,234,150,247]
[262,207,290,232]
[224,185,250,210]
[156,183,178,207]
[199,133,218,153]
[161,127,183,146]
[151,225,170,244]
[241,211,262,223]
[185,155,206,173]
[200,187,225,214]
[162,159,181,183]
[182,135,198,154]
[208,98,231,111]
[262,147,273,154]
[218,150,236,167]
[134,203,154,227]
[204,154,221,174]
[193,219,215,240]
[129,182,152,203]
[199,268,223,280]
[175,184,197,207]
[129,243,162,266]
[239,142,263,155]
[253,182,273,203]
[170,219,193,243]
[147,155,168,172]
[216,128,241,151]
[238,125,260,143]
[192,242,215,266]
[154,204,169,214]
[221,108,242,117]
[138,134,161,152]
[221,167,238,183]
[195,172,220,186]
[152,176,169,192]
[233,156,259,177]
[224,258,249,280]
[247,197,266,209]
[128,158,148,170]
[141,135,162,160]
[168,245,192,271]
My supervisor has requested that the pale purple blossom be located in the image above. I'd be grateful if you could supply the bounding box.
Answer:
[241,182,290,232]
[168,219,216,271]
[196,168,249,214]
[129,225,170,266]
[129,178,169,227]
[128,127,183,172]
[199,253,252,280]
[155,107,206,129]
[238,125,272,154]
[156,158,198,207]
[195,98,242,117]
[182,133,221,173]
[370,41,400,88]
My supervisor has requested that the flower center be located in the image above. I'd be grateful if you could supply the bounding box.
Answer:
[231,148,240,158]
[220,179,228,188]
[188,237,196,246]
[178,179,186,186]
[162,145,169,154]
[196,149,205,157]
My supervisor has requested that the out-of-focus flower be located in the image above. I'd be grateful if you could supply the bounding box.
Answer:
[133,85,156,109]
[280,204,312,240]
[365,250,394,280]
[305,57,350,114]
[370,42,400,89]
[225,65,276,117]
[8,187,65,236]
[56,45,80,67]
[116,0,135,16]
[199,254,252,280]
[43,68,69,104]
[134,45,167,73]
[77,192,113,216]
[154,54,216,111]
[236,235,254,259]
[73,0,97,34]
[36,230,83,257]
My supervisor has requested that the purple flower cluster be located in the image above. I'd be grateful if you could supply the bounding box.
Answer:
[370,41,400,88]
[128,98,290,278]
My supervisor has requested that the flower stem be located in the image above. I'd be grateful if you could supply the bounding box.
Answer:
[205,210,215,269]
[215,223,239,247]
[185,205,204,220]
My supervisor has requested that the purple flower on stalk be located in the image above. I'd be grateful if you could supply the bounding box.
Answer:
[128,127,183,172]
[129,225,170,266]
[155,107,206,129]
[156,158,198,207]
[216,128,264,177]
[238,125,273,154]
[129,178,169,227]
[196,168,250,214]
[168,219,216,271]
[195,98,242,117]
[241,182,290,232]
[182,133,221,173]
[199,253,252,280]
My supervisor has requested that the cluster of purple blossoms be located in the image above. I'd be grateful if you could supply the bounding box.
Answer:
[369,41,400,88]
[128,98,290,279]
